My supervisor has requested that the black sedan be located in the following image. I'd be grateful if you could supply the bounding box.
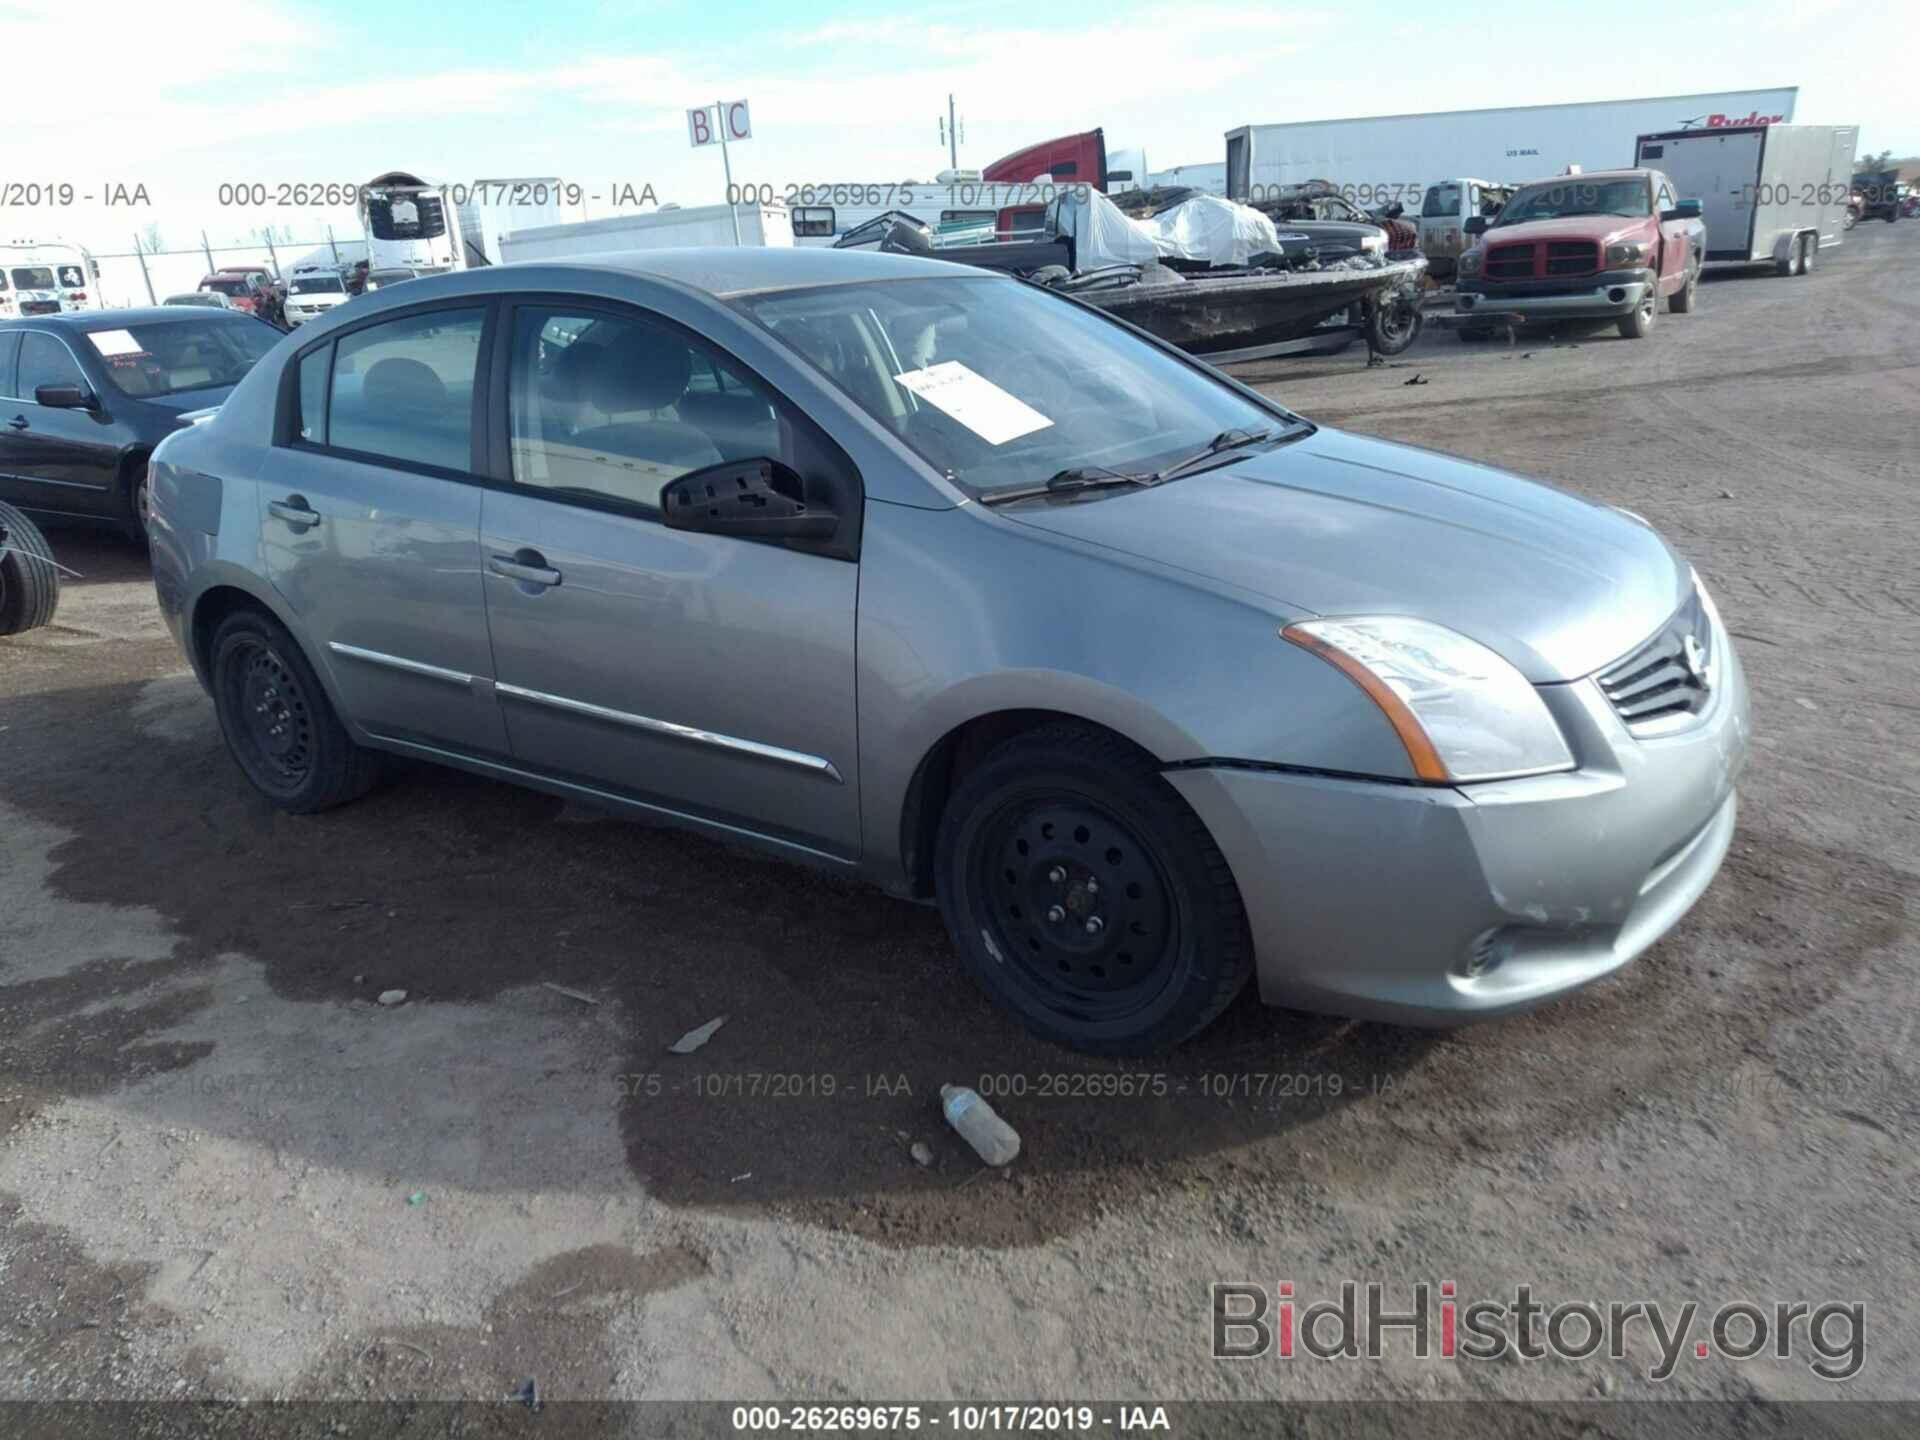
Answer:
[0,308,281,541]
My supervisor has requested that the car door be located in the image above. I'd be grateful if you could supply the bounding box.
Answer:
[0,329,118,517]
[262,302,509,757]
[478,299,862,859]
[1652,174,1685,290]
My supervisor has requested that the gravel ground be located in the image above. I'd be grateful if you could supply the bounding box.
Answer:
[1,225,1915,1430]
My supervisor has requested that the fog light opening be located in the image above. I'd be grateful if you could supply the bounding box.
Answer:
[1608,287,1626,303]
[1464,930,1505,979]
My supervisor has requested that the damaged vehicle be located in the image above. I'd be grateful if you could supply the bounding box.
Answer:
[1455,169,1705,340]
[147,249,1747,1053]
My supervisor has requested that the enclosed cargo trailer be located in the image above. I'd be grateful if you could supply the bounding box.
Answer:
[1634,124,1855,273]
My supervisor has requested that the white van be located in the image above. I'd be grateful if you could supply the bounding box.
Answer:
[1418,179,1514,278]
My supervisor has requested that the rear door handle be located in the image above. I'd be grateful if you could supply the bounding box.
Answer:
[488,550,562,588]
[268,495,321,527]
[6,415,26,431]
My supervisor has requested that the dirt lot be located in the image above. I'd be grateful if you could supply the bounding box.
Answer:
[2,226,1916,1428]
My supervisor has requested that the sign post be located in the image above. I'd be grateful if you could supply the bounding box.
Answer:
[689,99,753,246]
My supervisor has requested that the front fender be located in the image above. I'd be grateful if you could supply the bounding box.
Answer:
[854,499,1414,888]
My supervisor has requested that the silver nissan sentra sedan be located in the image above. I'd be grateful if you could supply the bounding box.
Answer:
[146,247,1749,1054]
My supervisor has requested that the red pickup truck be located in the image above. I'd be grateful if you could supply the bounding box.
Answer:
[1453,168,1705,340]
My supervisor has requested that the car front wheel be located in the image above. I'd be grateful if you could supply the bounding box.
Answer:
[1617,287,1657,339]
[934,724,1253,1054]
[209,608,381,812]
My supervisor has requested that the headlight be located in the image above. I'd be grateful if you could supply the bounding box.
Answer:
[1360,232,1387,253]
[1283,617,1575,783]
[1605,240,1649,267]
[1457,248,1482,276]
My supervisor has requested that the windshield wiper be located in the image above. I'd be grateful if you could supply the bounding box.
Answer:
[977,427,1287,507]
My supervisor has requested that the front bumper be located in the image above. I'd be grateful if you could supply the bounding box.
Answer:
[1457,270,1651,323]
[1166,617,1750,1026]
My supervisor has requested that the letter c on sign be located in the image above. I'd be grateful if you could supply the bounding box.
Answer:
[727,102,751,141]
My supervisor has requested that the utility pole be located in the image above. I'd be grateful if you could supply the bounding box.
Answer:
[201,229,215,275]
[939,94,963,171]
[133,232,155,306]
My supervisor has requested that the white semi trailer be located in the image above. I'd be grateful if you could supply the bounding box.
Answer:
[1224,89,1800,206]
[497,203,794,263]
[1633,123,1855,276]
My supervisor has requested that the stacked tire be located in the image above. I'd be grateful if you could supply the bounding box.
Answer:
[0,500,61,637]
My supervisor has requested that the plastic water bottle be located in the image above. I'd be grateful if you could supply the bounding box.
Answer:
[941,1085,1021,1167]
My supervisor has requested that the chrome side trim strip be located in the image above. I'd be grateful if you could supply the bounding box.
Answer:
[494,682,843,783]
[365,734,855,868]
[327,641,475,687]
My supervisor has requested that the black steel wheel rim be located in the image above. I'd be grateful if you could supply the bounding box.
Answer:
[971,792,1180,1021]
[225,641,314,789]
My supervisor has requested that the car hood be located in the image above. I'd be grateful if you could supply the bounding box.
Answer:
[1001,427,1687,682]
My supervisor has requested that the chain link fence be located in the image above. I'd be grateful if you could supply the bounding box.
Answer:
[88,230,369,308]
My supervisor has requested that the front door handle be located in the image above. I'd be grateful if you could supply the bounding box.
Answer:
[488,550,562,589]
[6,415,26,431]
[268,495,321,528]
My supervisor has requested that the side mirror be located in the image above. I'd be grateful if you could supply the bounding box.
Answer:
[35,383,98,411]
[1663,199,1703,221]
[1464,215,1488,236]
[660,457,837,541]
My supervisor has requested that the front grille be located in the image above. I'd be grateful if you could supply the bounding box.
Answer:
[1485,243,1537,280]
[21,300,59,315]
[1598,591,1714,728]
[1545,240,1598,275]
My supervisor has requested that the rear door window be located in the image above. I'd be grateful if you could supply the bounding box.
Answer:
[0,332,19,396]
[326,308,486,472]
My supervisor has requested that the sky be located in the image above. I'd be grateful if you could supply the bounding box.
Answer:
[4,0,1916,270]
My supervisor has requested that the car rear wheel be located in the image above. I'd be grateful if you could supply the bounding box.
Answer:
[933,723,1253,1054]
[1799,233,1817,274]
[209,608,381,813]
[1617,287,1657,339]
[130,469,153,545]
[0,500,61,637]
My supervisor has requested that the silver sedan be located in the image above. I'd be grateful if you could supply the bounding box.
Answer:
[146,248,1749,1053]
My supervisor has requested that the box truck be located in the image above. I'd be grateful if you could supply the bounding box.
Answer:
[452,178,588,266]
[1225,89,1799,204]
[497,203,794,263]
[1634,124,1856,276]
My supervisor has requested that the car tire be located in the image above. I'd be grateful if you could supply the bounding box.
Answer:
[209,608,381,813]
[1799,234,1816,275]
[1617,287,1657,339]
[1365,288,1424,355]
[1669,262,1698,313]
[933,723,1253,1055]
[130,466,153,546]
[0,500,61,637]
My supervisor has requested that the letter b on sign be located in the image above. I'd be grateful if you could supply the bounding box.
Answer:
[688,107,714,147]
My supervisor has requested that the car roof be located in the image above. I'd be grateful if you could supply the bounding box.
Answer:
[1519,169,1652,184]
[0,306,257,330]
[537,245,985,298]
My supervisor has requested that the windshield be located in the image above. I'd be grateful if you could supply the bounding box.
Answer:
[84,319,279,399]
[1497,178,1650,223]
[736,275,1298,498]
[203,278,247,295]
[12,267,56,290]
[1422,183,1461,219]
[290,276,344,294]
[165,294,222,306]
[367,192,447,240]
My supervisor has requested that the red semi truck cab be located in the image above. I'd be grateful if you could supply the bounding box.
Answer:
[981,128,1107,238]
[1453,169,1705,340]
